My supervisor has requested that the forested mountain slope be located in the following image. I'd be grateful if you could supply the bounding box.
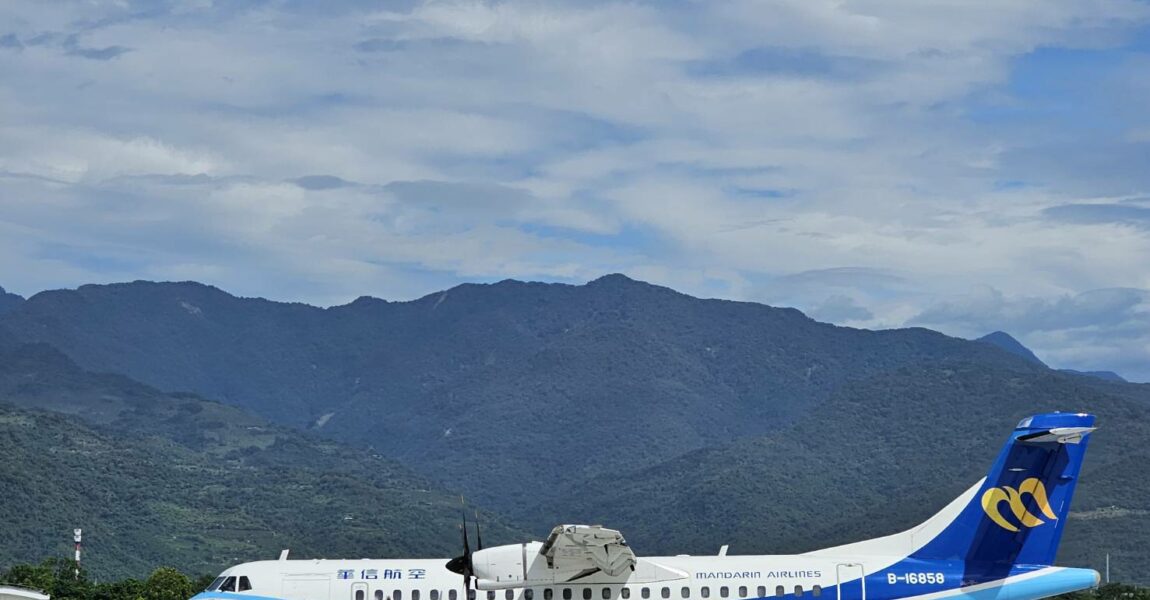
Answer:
[1,275,1064,512]
[0,332,521,579]
[2,276,1148,583]
[543,360,1150,582]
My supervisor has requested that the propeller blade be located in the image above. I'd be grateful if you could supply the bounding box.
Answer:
[474,510,483,551]
[449,496,475,597]
[461,498,471,558]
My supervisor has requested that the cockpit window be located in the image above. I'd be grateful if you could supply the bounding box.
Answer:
[239,577,252,592]
[219,577,237,592]
[208,578,226,592]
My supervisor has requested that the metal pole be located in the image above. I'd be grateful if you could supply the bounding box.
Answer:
[1105,553,1109,584]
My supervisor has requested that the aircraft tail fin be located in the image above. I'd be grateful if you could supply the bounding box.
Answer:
[807,412,1095,574]
[908,412,1095,567]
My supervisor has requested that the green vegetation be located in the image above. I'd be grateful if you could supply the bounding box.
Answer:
[0,339,523,580]
[1056,584,1150,600]
[1,559,209,600]
[0,276,1064,514]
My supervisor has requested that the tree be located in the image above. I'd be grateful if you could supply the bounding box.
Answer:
[141,567,193,600]
[1,560,57,593]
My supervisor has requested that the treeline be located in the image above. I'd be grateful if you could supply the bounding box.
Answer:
[0,559,213,600]
[1057,585,1150,600]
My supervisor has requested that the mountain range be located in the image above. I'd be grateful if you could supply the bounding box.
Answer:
[977,330,1128,382]
[0,276,1147,583]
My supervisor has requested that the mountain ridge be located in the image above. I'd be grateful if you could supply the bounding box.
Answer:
[0,277,1074,511]
[0,285,23,315]
[976,330,1128,382]
[2,275,1149,583]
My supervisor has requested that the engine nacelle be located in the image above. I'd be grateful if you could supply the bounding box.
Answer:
[473,542,549,589]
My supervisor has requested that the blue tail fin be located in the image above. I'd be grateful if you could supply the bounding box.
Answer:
[910,412,1096,571]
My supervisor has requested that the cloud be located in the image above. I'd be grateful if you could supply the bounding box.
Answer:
[292,175,354,191]
[807,294,875,323]
[910,287,1150,381]
[912,287,1149,334]
[0,0,1148,379]
[1043,203,1150,228]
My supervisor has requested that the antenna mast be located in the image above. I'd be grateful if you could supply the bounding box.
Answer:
[73,528,82,578]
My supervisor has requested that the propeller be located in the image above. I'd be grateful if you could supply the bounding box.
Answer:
[445,498,476,599]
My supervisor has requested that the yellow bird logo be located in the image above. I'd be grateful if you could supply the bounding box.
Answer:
[980,478,1058,532]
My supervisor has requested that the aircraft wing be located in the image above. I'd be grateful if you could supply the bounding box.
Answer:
[539,524,636,578]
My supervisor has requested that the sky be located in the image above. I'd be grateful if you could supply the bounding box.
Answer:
[1,0,1149,381]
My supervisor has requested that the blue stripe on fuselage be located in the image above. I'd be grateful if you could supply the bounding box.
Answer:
[191,592,287,600]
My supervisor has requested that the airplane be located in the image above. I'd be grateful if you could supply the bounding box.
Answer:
[190,412,1101,600]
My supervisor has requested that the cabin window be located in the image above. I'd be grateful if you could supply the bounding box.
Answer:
[661,588,670,599]
[356,591,365,600]
[432,592,440,600]
[642,589,651,600]
[756,588,765,599]
[505,591,513,600]
[584,589,592,600]
[622,589,631,600]
[413,591,421,600]
[681,588,690,599]
[396,592,403,600]
[811,587,820,598]
[544,591,553,600]
[219,578,237,592]
[376,592,385,600]
[603,589,611,600]
[525,591,534,600]
[793,587,802,598]
[487,592,495,600]
[719,588,728,599]
[701,588,710,599]
[775,587,784,598]
[738,588,747,598]
[449,592,457,600]
[563,590,572,600]
[468,591,475,600]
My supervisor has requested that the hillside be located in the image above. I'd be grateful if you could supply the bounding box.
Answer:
[0,333,522,579]
[3,276,1149,583]
[976,331,1047,366]
[0,276,1050,513]
[542,360,1150,582]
